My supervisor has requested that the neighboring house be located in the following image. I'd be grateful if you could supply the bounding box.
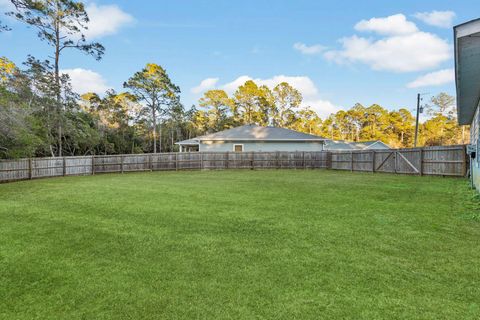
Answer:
[324,140,391,151]
[455,18,480,189]
[176,124,327,152]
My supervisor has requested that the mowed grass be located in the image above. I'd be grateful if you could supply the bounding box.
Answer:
[1,170,479,319]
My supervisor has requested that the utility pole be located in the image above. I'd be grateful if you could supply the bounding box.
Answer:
[414,93,428,147]
[414,93,421,147]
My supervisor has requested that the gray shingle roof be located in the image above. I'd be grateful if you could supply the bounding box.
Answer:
[324,140,357,150]
[325,140,390,150]
[177,125,326,144]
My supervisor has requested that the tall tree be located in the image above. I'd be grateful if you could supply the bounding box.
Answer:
[234,80,274,125]
[0,57,17,82]
[124,63,180,153]
[388,108,414,147]
[346,103,366,141]
[198,90,234,132]
[361,104,389,141]
[421,93,466,146]
[291,107,322,135]
[272,82,302,127]
[234,80,260,125]
[9,0,105,156]
[426,92,456,119]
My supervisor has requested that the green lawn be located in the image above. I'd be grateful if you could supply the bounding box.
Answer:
[1,170,479,319]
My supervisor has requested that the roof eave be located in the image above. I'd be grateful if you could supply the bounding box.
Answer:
[454,19,480,125]
[175,140,200,145]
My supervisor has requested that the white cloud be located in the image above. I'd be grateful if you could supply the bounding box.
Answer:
[406,68,454,88]
[413,10,456,28]
[61,68,111,94]
[355,14,418,35]
[303,98,339,118]
[83,3,134,39]
[191,77,219,94]
[220,75,252,94]
[193,75,339,118]
[325,14,451,73]
[293,42,326,55]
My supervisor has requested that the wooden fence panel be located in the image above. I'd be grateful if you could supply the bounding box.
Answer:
[152,153,175,171]
[422,146,466,176]
[32,158,63,178]
[93,155,122,174]
[374,151,396,173]
[65,156,93,176]
[0,158,29,181]
[395,150,421,175]
[229,152,254,169]
[253,152,275,169]
[202,152,228,170]
[312,151,329,169]
[352,152,374,172]
[123,154,150,172]
[331,152,352,171]
[0,146,467,183]
[177,152,202,170]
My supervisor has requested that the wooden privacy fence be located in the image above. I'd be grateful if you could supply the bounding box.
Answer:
[330,145,467,176]
[0,145,467,183]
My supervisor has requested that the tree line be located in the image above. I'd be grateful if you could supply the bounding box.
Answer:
[0,0,468,159]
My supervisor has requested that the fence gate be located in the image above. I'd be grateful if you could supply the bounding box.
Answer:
[374,150,421,175]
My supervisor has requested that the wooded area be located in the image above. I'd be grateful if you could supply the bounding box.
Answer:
[0,145,467,183]
[0,1,469,160]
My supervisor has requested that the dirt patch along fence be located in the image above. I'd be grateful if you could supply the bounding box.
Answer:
[0,145,467,183]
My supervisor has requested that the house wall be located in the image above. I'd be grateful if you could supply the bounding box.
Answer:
[198,141,325,152]
[471,105,480,189]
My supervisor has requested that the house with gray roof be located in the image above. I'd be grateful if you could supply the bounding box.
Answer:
[176,124,327,152]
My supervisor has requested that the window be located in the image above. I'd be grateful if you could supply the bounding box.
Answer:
[233,144,243,152]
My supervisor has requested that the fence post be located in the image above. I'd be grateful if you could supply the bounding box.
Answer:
[371,151,375,173]
[350,152,354,172]
[149,154,153,171]
[28,158,33,179]
[200,152,203,170]
[92,156,95,175]
[394,151,397,173]
[276,151,280,169]
[63,157,66,176]
[251,152,254,170]
[225,152,229,169]
[462,146,467,177]
[175,153,178,171]
[419,148,424,176]
[303,152,306,169]
[120,155,124,173]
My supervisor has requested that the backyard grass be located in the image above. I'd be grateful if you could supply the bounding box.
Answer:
[0,170,479,319]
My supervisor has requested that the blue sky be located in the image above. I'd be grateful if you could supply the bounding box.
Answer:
[2,0,480,118]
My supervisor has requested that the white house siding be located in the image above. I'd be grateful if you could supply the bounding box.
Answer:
[198,141,324,152]
[471,105,480,189]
